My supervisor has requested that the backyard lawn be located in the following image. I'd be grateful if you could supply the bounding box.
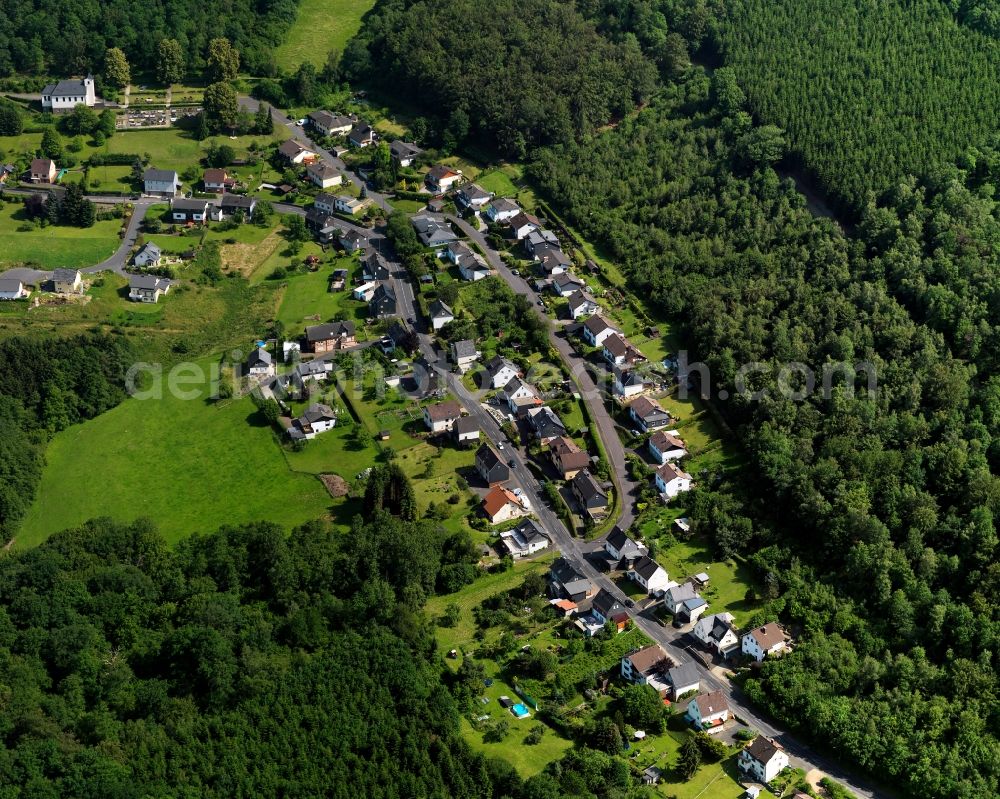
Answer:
[274,257,370,331]
[274,0,376,71]
[0,202,122,268]
[16,355,332,549]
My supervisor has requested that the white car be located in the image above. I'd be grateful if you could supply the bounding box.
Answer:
[296,118,306,126]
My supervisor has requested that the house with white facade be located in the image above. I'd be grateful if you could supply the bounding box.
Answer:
[133,242,162,268]
[666,662,701,700]
[582,314,621,348]
[483,356,519,389]
[307,161,343,189]
[630,396,671,432]
[503,377,542,414]
[482,485,527,524]
[455,183,493,210]
[604,526,645,563]
[567,291,600,320]
[693,613,740,657]
[686,690,730,731]
[739,737,789,784]
[128,274,171,303]
[742,623,790,662]
[0,278,28,300]
[613,367,652,399]
[655,461,693,499]
[484,198,520,224]
[648,431,687,464]
[143,168,181,197]
[499,519,550,559]
[627,555,671,595]
[425,164,462,192]
[423,400,463,433]
[620,645,670,693]
[430,299,455,331]
[288,403,338,440]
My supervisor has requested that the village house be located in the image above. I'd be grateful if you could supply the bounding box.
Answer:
[41,75,96,112]
[29,158,56,183]
[742,623,790,662]
[203,168,235,193]
[524,228,560,257]
[484,197,521,224]
[548,436,591,480]
[389,140,423,167]
[604,526,645,563]
[526,405,567,444]
[425,164,462,193]
[339,229,367,253]
[620,645,670,691]
[551,272,585,298]
[307,161,343,189]
[288,403,338,441]
[655,461,693,499]
[664,582,707,622]
[336,195,371,216]
[483,356,520,389]
[314,193,338,216]
[423,400,463,433]
[613,367,653,399]
[481,485,527,524]
[170,198,210,224]
[503,376,542,415]
[246,347,274,377]
[308,110,354,137]
[430,299,455,331]
[212,194,257,222]
[642,767,663,787]
[305,321,355,353]
[143,168,181,197]
[582,314,621,348]
[475,443,510,486]
[603,333,646,368]
[648,430,687,463]
[693,613,740,657]
[0,278,28,300]
[369,283,398,318]
[629,396,672,432]
[587,588,628,634]
[628,555,671,595]
[571,470,609,517]
[508,211,541,240]
[739,737,790,784]
[566,291,600,320]
[444,416,475,448]
[51,268,83,294]
[535,246,574,277]
[348,123,376,148]
[133,242,162,268]
[666,662,701,700]
[455,183,493,210]
[499,518,550,559]
[128,274,170,303]
[458,252,491,281]
[311,110,354,137]
[361,251,392,282]
[278,139,316,164]
[412,215,458,247]
[450,339,479,372]
[687,690,730,731]
[549,557,595,603]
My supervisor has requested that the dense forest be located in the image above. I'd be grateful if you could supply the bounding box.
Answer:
[714,0,1000,212]
[342,0,657,156]
[0,0,299,78]
[0,515,661,797]
[0,334,132,539]
[529,68,999,797]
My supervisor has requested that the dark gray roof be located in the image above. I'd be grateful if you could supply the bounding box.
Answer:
[452,339,477,359]
[667,662,700,689]
[744,736,784,765]
[631,555,664,580]
[530,406,566,438]
[572,470,607,502]
[606,526,641,555]
[0,278,24,292]
[476,443,505,471]
[221,194,256,209]
[138,242,162,258]
[458,183,491,202]
[300,403,336,423]
[172,198,209,211]
[454,416,479,434]
[143,168,177,183]
[550,557,592,596]
[247,348,272,367]
[390,140,422,158]
[52,268,80,282]
[128,274,170,291]
[43,77,89,96]
[591,588,623,619]
[305,321,355,341]
[430,299,454,318]
[485,355,517,377]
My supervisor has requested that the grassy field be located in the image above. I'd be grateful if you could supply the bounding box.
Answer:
[0,202,122,268]
[274,0,376,71]
[16,355,333,549]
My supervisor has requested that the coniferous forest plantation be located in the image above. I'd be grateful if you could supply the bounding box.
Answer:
[0,0,996,797]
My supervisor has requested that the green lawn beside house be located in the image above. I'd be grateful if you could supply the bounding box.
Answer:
[0,203,122,268]
[16,356,332,549]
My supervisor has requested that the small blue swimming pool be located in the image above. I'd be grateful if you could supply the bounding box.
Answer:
[511,703,530,718]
